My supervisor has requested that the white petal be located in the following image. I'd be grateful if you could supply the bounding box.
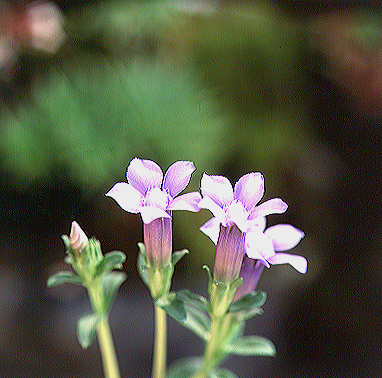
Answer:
[200,173,233,208]
[199,217,220,244]
[234,172,264,211]
[249,198,288,219]
[198,196,226,223]
[163,161,196,197]
[264,224,304,251]
[245,231,274,262]
[267,253,308,273]
[168,192,202,212]
[127,158,163,195]
[106,182,142,213]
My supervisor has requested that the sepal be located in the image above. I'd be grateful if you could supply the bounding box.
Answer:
[172,249,189,265]
[137,242,150,288]
[210,277,243,317]
[77,313,102,349]
[47,271,82,287]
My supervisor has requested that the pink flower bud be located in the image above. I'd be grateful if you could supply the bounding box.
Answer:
[69,221,89,255]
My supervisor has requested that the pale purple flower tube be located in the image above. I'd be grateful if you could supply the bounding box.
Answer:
[213,224,246,284]
[106,158,201,267]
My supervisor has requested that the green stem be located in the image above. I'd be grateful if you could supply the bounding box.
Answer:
[152,305,167,378]
[97,317,121,378]
[192,315,226,378]
[88,283,121,378]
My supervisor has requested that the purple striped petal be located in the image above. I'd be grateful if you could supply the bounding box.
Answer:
[264,224,304,251]
[199,217,220,244]
[249,198,288,219]
[163,161,196,197]
[168,192,202,212]
[127,158,163,195]
[106,182,142,213]
[200,174,233,208]
[267,253,307,273]
[234,172,264,211]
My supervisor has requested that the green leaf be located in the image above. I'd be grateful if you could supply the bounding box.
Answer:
[182,305,210,341]
[212,368,239,378]
[102,272,127,314]
[176,290,209,312]
[229,291,266,313]
[167,357,202,378]
[156,293,187,322]
[61,234,71,251]
[77,313,102,349]
[95,251,126,277]
[47,271,82,287]
[172,249,189,265]
[225,336,276,356]
[236,307,264,321]
[137,243,150,288]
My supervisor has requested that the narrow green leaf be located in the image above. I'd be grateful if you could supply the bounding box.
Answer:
[61,234,71,250]
[172,249,189,265]
[77,313,102,349]
[47,271,82,287]
[157,293,187,322]
[176,290,209,312]
[229,291,267,313]
[236,307,264,321]
[167,357,202,378]
[102,272,127,314]
[182,305,210,341]
[137,243,150,288]
[226,336,276,356]
[95,251,126,277]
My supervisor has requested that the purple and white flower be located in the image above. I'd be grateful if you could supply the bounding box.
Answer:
[106,158,201,224]
[245,222,307,273]
[199,172,307,282]
[106,158,201,266]
[198,173,288,243]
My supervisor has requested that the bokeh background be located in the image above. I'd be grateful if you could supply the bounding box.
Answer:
[1,0,382,377]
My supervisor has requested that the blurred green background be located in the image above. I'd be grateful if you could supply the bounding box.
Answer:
[1,0,382,377]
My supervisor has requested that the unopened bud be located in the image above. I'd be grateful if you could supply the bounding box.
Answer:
[69,221,89,255]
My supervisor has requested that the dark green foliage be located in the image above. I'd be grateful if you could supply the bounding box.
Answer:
[0,58,227,192]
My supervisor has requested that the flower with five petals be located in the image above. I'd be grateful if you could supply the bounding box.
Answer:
[106,158,201,267]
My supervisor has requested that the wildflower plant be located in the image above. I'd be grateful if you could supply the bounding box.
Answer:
[48,157,307,378]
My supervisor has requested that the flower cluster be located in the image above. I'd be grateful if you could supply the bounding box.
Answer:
[107,157,307,300]
[198,172,307,293]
